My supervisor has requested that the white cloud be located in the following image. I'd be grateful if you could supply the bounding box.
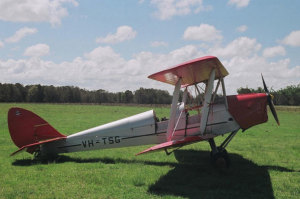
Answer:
[228,0,250,8]
[0,0,78,26]
[5,27,37,43]
[0,41,4,48]
[208,37,261,58]
[151,41,168,47]
[282,30,300,47]
[150,0,210,20]
[236,25,248,32]
[24,44,50,57]
[0,44,205,92]
[96,26,137,44]
[0,40,299,95]
[183,24,223,42]
[263,46,286,58]
[225,57,300,93]
[84,46,125,69]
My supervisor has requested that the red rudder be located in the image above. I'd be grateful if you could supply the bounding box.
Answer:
[8,107,66,154]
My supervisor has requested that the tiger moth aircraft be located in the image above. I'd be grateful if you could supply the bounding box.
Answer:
[8,56,280,167]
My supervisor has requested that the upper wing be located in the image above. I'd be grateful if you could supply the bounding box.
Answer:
[148,56,228,86]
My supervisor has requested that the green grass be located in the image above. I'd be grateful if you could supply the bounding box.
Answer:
[0,103,299,199]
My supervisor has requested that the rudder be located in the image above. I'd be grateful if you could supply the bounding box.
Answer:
[8,107,66,154]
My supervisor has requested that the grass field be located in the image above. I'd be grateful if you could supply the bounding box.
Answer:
[0,103,299,199]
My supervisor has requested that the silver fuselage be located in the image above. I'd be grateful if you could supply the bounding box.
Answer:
[41,104,240,156]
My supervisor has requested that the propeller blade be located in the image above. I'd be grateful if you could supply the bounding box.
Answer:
[261,74,280,126]
[268,96,280,126]
[261,74,269,94]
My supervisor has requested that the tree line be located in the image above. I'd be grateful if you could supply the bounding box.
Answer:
[237,84,300,106]
[0,83,172,104]
[1,82,299,105]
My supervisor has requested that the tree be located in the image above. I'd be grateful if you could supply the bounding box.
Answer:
[43,85,58,102]
[124,90,133,103]
[0,83,12,102]
[27,85,44,102]
[14,83,27,102]
[134,88,171,104]
[237,84,300,105]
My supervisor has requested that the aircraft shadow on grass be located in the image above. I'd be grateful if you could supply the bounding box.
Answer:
[13,149,298,199]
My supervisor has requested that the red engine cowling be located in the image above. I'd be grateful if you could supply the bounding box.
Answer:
[227,93,268,130]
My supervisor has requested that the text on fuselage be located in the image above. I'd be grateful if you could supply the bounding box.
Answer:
[82,136,121,148]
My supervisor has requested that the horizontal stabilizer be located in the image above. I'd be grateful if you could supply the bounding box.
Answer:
[10,137,66,156]
[136,136,204,156]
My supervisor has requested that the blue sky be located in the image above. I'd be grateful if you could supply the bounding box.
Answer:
[0,0,299,94]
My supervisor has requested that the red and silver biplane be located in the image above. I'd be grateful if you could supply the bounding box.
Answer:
[8,56,279,167]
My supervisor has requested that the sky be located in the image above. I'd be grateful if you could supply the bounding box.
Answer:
[0,0,299,94]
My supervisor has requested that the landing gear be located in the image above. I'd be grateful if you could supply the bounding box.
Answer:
[210,146,230,168]
[33,148,60,162]
[208,130,238,168]
[33,150,42,159]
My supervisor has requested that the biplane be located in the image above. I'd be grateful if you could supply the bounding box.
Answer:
[8,56,279,167]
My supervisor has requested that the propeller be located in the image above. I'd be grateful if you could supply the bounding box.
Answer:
[261,74,280,126]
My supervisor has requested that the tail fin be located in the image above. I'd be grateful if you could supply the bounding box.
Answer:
[8,107,66,155]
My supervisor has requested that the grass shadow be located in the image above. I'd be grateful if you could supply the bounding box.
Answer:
[12,155,115,166]
[12,149,298,199]
[12,154,177,167]
[148,149,299,199]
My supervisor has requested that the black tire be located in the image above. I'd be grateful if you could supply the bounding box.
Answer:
[211,148,230,168]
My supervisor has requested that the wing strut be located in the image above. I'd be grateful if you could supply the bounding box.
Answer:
[166,78,182,141]
[200,69,215,134]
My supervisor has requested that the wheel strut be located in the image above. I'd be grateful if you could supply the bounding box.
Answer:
[208,138,218,154]
[220,130,238,149]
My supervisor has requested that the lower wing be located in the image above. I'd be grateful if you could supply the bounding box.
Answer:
[136,136,204,156]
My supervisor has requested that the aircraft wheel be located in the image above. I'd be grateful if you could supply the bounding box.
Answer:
[34,150,59,163]
[210,148,230,168]
[33,151,41,159]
